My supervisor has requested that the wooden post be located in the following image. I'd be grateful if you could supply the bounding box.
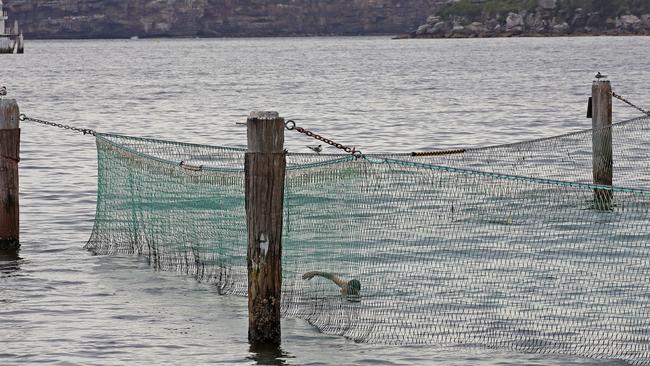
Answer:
[245,111,286,345]
[592,80,613,209]
[0,98,20,253]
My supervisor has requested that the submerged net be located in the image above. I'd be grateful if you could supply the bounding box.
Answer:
[87,116,650,365]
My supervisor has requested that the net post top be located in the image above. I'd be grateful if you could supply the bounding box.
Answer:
[249,111,279,119]
[246,111,284,153]
[0,99,19,129]
[592,80,612,94]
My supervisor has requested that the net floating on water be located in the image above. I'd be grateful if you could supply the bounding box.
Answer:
[86,116,650,365]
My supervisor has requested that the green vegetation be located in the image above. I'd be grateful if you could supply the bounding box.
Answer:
[439,0,537,19]
[437,0,650,20]
[483,0,537,16]
[438,1,483,18]
[560,0,650,15]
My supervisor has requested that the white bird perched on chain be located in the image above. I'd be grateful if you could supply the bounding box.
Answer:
[307,144,323,154]
[595,72,607,80]
[0,86,7,97]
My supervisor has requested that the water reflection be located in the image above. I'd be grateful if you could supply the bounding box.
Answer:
[248,344,294,365]
[0,250,21,276]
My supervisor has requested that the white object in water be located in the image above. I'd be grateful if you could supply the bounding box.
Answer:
[0,37,13,54]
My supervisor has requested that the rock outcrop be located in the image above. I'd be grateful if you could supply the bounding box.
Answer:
[3,0,445,38]
[411,0,650,38]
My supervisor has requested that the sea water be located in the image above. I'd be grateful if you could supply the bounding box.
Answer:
[1,36,649,365]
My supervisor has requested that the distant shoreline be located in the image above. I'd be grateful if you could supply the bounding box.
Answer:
[19,32,650,41]
[406,8,650,41]
[395,31,650,39]
[16,33,398,41]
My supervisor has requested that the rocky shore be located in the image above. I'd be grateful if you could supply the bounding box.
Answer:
[3,0,443,39]
[408,0,650,38]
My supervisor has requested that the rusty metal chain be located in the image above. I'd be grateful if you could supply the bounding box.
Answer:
[285,120,363,157]
[611,92,650,117]
[19,114,97,136]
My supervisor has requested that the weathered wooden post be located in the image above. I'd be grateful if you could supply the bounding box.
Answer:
[591,79,613,209]
[245,111,286,345]
[0,97,20,253]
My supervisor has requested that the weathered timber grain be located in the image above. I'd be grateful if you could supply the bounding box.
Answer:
[592,80,613,209]
[245,111,285,345]
[0,99,20,253]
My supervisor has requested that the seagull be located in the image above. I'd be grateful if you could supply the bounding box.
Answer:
[307,144,323,153]
[595,72,607,80]
[0,86,6,97]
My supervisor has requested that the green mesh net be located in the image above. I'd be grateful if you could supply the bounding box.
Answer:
[86,116,650,365]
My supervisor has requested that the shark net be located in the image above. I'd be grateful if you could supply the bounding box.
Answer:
[86,115,650,365]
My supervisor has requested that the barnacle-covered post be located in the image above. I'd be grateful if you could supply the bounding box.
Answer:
[591,79,613,209]
[245,111,286,345]
[0,95,20,254]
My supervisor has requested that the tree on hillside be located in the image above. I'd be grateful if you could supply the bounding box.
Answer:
[592,0,618,14]
[591,0,650,15]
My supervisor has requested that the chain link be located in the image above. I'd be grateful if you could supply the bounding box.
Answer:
[19,114,96,136]
[611,92,650,117]
[285,120,363,157]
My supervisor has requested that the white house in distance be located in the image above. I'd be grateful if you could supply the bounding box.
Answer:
[0,0,23,54]
[0,0,7,33]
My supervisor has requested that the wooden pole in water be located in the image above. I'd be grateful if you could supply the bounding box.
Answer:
[245,111,286,345]
[591,80,613,208]
[0,98,20,253]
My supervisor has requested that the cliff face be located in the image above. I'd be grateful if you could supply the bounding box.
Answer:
[411,0,650,38]
[3,0,444,38]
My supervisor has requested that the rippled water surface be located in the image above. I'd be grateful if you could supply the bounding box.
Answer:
[1,36,649,365]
